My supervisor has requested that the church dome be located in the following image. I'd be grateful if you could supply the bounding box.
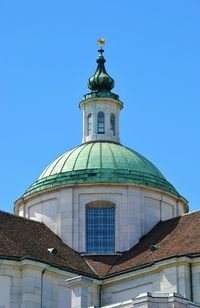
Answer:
[24,141,178,197]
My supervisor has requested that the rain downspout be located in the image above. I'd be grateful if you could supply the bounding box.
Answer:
[41,268,47,308]
[189,262,193,302]
[99,284,102,307]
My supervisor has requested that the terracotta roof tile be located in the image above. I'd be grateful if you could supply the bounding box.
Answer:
[0,211,96,277]
[84,255,120,278]
[85,211,200,277]
[1,210,200,279]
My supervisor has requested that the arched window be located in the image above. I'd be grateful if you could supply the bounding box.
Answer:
[87,114,92,136]
[110,114,115,136]
[86,201,115,254]
[97,112,105,134]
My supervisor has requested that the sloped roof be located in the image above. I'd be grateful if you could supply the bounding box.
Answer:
[0,211,96,277]
[1,210,200,279]
[85,210,200,278]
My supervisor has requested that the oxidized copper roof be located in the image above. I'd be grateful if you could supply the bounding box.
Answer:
[23,141,178,197]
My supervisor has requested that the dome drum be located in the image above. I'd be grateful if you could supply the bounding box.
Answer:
[15,183,186,254]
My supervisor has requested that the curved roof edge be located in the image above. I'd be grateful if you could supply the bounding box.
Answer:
[23,168,178,197]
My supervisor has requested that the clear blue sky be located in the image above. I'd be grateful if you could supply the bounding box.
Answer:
[0,0,200,213]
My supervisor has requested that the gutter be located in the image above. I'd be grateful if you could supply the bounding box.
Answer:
[101,253,200,280]
[0,253,200,283]
[41,268,47,308]
[99,284,102,307]
[189,262,194,301]
[0,255,98,279]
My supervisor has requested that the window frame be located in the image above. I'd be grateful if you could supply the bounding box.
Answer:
[87,113,92,136]
[110,113,115,136]
[86,201,115,255]
[97,111,105,134]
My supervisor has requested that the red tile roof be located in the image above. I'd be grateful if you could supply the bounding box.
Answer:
[0,211,96,277]
[1,210,200,279]
[85,211,200,277]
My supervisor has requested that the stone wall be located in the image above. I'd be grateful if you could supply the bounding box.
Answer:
[80,98,122,144]
[101,257,200,306]
[101,292,200,308]
[0,260,72,308]
[1,257,200,307]
[16,184,186,253]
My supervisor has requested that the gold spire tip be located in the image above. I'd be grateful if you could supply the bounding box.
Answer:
[98,38,105,47]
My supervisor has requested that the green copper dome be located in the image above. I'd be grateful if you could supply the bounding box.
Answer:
[88,48,114,91]
[24,142,178,197]
[82,47,120,102]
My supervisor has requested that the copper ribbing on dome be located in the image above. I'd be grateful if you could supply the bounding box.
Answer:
[24,142,179,197]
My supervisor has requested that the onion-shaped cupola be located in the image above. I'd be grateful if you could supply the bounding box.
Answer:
[88,44,114,92]
[80,39,123,144]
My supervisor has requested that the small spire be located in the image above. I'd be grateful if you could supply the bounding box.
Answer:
[87,39,114,92]
[97,38,105,59]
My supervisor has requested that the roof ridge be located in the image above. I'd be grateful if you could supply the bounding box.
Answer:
[50,153,68,175]
[39,151,67,179]
[0,210,47,226]
[59,145,81,173]
[102,255,122,277]
[116,143,132,169]
[122,144,164,177]
[71,143,89,171]
[106,142,117,169]
[85,142,95,169]
[84,258,100,277]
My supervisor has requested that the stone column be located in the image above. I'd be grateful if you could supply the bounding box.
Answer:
[65,276,99,308]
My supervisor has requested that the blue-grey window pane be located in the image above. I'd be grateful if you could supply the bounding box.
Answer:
[86,207,115,254]
[110,114,115,136]
[87,114,92,136]
[97,112,105,134]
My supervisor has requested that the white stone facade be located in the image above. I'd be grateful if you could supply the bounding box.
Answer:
[100,257,199,306]
[80,98,123,144]
[15,183,187,253]
[0,259,73,308]
[101,292,200,308]
[67,256,200,307]
[2,255,200,307]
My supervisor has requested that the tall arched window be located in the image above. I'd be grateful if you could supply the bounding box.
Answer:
[86,201,115,254]
[87,114,92,136]
[97,112,105,134]
[110,114,115,136]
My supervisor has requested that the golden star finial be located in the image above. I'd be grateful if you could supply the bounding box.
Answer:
[98,38,105,47]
